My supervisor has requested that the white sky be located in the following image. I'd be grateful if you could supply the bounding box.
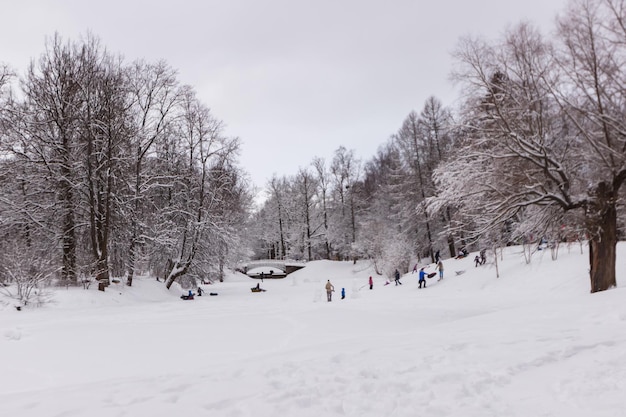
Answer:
[0,0,568,194]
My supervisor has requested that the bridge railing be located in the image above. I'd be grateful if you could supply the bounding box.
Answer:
[240,259,307,274]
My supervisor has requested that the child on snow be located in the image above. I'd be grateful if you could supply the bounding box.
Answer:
[418,268,427,288]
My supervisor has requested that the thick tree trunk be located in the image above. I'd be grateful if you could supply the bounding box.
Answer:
[127,238,136,286]
[95,256,109,284]
[587,182,617,293]
[60,178,77,284]
[165,260,189,289]
[446,207,456,258]
[219,256,225,282]
[61,205,77,284]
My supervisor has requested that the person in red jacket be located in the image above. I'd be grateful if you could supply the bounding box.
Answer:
[369,276,373,290]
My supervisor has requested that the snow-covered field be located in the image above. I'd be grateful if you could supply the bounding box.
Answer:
[2,243,626,417]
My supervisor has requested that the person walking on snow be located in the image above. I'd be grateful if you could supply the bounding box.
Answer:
[341,288,346,299]
[394,269,402,285]
[418,267,427,288]
[436,260,444,281]
[325,280,335,302]
[369,276,373,290]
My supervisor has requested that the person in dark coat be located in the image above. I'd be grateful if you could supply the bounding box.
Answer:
[369,276,373,290]
[197,287,203,296]
[394,269,402,285]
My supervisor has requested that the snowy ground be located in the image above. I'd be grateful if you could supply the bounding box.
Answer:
[1,243,626,417]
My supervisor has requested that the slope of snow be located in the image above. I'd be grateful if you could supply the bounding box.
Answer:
[1,243,625,417]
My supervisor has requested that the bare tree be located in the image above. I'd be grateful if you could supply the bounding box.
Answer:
[125,60,180,286]
[312,157,332,259]
[0,245,58,307]
[553,0,626,292]
[267,175,290,259]
[330,146,360,259]
[436,6,626,292]
[419,97,458,257]
[163,88,240,289]
[75,35,130,285]
[394,111,436,262]
[293,167,318,261]
[22,34,84,284]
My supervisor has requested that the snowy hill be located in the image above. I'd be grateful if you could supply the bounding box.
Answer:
[1,243,625,417]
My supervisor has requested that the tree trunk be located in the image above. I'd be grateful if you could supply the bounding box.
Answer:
[219,256,225,282]
[446,207,456,258]
[165,260,190,289]
[60,178,77,284]
[587,183,617,293]
[493,246,500,278]
[447,234,456,259]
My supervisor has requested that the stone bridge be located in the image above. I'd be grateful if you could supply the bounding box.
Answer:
[241,260,306,277]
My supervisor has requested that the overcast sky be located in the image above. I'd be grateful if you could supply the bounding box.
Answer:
[1,0,568,197]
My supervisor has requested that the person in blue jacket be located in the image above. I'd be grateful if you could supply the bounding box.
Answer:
[418,267,427,289]
[341,288,346,299]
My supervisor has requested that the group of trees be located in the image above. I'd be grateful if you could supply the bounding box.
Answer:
[437,0,626,292]
[2,0,624,296]
[251,0,626,293]
[0,34,251,294]
[249,96,454,278]
[250,146,362,264]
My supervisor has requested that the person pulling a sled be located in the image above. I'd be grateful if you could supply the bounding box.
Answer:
[418,267,427,289]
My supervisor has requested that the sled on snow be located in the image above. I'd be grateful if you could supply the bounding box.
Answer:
[251,287,266,293]
[427,272,437,279]
[180,294,195,300]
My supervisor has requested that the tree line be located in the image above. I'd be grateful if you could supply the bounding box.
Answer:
[249,96,454,277]
[249,0,626,293]
[0,34,251,291]
[1,0,624,295]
